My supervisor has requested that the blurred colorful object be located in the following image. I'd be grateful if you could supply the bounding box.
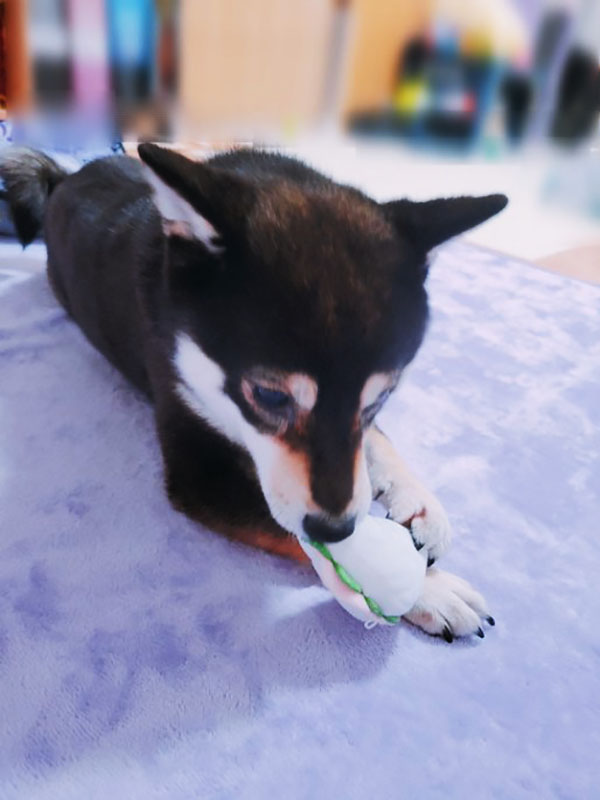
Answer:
[350,0,600,153]
[434,0,529,62]
[352,23,504,149]
[68,0,110,114]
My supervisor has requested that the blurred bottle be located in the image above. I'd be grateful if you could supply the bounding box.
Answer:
[29,0,72,108]
[501,71,533,144]
[67,0,110,115]
[528,7,573,140]
[392,37,429,121]
[550,0,600,144]
[107,0,156,108]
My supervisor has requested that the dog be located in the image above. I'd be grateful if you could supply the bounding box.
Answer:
[0,144,506,640]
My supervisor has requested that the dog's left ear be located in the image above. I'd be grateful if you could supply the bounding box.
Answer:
[138,143,254,251]
[382,194,508,253]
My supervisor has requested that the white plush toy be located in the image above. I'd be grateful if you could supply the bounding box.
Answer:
[300,515,428,627]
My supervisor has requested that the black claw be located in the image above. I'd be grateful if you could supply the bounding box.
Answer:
[486,616,496,627]
[427,555,436,568]
[414,541,425,552]
[442,626,454,643]
[373,489,384,501]
[476,627,485,639]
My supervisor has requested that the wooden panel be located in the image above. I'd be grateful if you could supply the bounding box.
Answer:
[0,0,6,116]
[179,0,334,135]
[5,0,32,110]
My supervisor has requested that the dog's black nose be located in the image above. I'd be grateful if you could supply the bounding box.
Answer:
[303,514,356,543]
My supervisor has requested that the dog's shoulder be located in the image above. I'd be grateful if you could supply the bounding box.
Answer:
[63,154,149,197]
[51,154,156,233]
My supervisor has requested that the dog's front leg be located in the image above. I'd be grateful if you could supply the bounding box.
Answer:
[365,427,452,566]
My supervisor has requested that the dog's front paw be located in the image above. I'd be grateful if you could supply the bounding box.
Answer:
[383,481,452,565]
[403,567,494,641]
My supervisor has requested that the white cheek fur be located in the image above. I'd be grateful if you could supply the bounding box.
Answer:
[173,333,309,536]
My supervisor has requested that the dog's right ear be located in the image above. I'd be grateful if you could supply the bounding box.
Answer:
[382,194,508,253]
[138,143,254,251]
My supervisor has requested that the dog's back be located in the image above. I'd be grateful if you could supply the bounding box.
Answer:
[45,156,161,392]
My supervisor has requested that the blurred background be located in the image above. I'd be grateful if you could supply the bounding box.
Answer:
[1,0,600,276]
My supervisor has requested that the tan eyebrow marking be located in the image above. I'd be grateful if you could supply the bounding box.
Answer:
[360,373,392,411]
[287,374,318,411]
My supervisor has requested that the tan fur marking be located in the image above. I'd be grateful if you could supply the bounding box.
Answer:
[225,527,309,562]
[287,374,317,411]
[361,373,392,411]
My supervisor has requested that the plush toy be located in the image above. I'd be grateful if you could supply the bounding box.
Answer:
[300,515,427,627]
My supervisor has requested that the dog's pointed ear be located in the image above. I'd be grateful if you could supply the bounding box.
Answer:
[382,194,508,253]
[138,143,254,250]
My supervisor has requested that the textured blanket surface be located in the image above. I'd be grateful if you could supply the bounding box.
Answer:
[0,239,599,800]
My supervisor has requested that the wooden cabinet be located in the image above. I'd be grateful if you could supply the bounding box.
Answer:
[178,0,336,137]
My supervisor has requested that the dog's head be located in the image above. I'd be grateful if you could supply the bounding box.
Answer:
[138,144,506,542]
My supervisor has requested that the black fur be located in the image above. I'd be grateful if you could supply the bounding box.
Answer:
[0,145,507,554]
[0,148,69,246]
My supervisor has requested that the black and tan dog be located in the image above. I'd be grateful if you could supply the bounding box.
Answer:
[0,144,506,639]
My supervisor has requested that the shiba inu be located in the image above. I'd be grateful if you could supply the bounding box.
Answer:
[0,144,506,639]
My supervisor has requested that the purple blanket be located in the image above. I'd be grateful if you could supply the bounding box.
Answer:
[1,239,599,799]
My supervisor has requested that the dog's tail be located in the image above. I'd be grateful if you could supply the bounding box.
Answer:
[0,148,74,247]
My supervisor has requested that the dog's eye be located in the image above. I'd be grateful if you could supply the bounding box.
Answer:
[252,385,292,412]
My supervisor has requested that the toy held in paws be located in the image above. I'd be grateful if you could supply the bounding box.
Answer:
[300,515,427,626]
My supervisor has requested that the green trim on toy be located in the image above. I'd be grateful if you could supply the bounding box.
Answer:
[307,539,401,624]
